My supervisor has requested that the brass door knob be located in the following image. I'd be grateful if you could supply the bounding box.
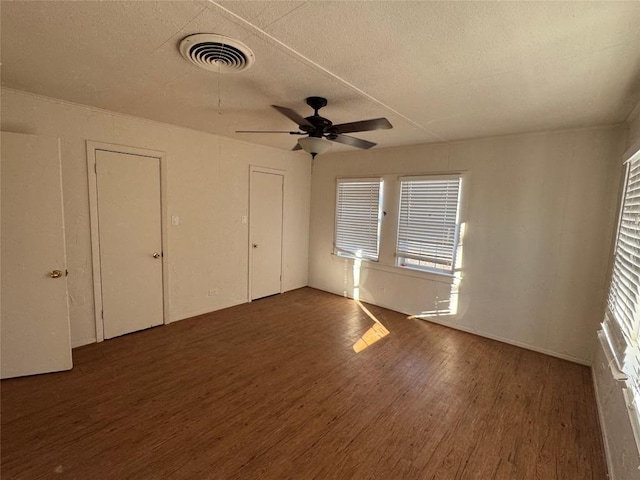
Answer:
[153,252,161,258]
[50,270,63,278]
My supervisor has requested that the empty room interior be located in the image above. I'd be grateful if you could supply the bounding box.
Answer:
[2,1,640,479]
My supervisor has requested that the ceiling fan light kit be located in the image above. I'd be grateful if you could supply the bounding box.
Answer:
[236,96,393,158]
[298,136,332,158]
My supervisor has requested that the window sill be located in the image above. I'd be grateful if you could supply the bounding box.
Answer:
[330,253,455,284]
[598,329,627,381]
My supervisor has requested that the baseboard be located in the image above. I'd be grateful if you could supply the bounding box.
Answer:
[71,337,96,349]
[72,287,309,348]
[310,283,591,366]
[171,299,248,324]
[592,365,616,480]
[420,315,591,366]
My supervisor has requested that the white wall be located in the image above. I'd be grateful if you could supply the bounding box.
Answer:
[628,108,640,151]
[309,126,624,364]
[1,88,311,347]
[592,108,640,480]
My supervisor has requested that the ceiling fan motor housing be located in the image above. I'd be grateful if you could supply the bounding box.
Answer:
[303,116,333,136]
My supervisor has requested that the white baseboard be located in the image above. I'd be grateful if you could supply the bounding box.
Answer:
[420,315,591,366]
[71,337,96,349]
[170,299,247,324]
[310,283,591,366]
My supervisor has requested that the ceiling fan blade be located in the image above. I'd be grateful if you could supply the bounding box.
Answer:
[292,143,302,151]
[272,105,313,128]
[332,118,393,134]
[236,130,304,134]
[328,134,377,150]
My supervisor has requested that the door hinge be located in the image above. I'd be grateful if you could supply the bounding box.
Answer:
[101,310,104,319]
[94,163,97,173]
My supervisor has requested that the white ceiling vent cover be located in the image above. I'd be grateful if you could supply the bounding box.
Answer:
[179,34,255,73]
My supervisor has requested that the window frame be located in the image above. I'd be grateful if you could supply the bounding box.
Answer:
[395,173,463,275]
[333,177,383,262]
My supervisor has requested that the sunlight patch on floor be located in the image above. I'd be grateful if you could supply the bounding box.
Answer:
[352,299,390,353]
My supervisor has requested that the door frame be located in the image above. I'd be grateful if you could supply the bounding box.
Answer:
[86,141,169,342]
[248,165,286,302]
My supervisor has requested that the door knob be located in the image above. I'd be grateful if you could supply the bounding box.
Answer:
[50,270,63,278]
[252,244,258,249]
[153,252,161,258]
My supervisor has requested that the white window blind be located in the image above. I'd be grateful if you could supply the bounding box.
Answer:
[334,179,382,261]
[608,157,640,342]
[604,151,640,453]
[396,175,461,272]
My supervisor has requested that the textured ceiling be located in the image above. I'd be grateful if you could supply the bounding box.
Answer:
[2,1,639,153]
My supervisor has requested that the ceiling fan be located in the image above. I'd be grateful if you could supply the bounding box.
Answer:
[236,96,393,158]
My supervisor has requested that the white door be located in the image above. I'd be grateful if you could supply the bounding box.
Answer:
[96,150,163,339]
[1,132,72,379]
[250,170,283,300]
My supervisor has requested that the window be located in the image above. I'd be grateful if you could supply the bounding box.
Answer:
[396,175,462,273]
[603,148,640,449]
[334,178,382,261]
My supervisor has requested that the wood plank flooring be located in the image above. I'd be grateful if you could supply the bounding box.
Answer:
[1,287,606,479]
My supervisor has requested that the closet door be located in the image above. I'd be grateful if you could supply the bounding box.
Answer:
[1,132,72,379]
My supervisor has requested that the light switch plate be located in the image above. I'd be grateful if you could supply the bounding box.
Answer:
[171,215,180,226]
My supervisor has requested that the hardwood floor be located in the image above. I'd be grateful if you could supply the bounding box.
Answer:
[1,287,606,479]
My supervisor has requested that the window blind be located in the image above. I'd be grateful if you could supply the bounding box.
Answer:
[604,153,640,452]
[335,179,381,260]
[397,176,461,272]
[608,158,640,342]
